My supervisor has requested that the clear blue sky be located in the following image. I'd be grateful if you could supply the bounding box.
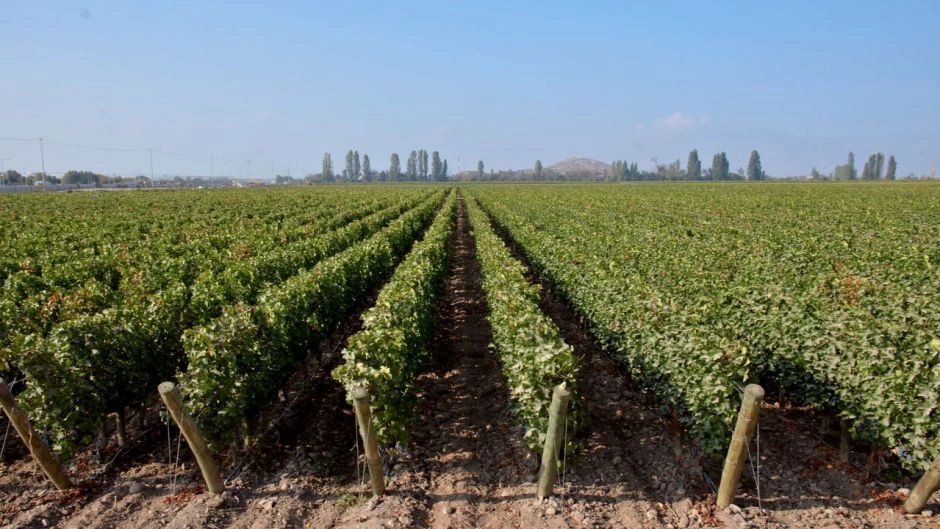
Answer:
[1,1,938,178]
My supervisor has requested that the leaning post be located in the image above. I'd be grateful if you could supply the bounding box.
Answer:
[0,379,72,490]
[158,382,224,494]
[717,384,764,508]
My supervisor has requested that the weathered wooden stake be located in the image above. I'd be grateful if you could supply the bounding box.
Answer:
[717,384,764,508]
[839,418,850,462]
[115,409,127,449]
[351,383,385,496]
[157,382,224,494]
[241,416,259,452]
[537,384,571,499]
[671,408,683,457]
[904,453,940,514]
[0,379,72,490]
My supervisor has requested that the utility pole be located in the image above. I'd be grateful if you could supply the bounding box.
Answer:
[0,158,9,188]
[149,148,154,187]
[38,138,46,192]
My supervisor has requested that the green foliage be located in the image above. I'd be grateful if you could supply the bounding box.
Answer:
[333,191,456,445]
[344,150,355,182]
[0,186,434,454]
[431,151,443,181]
[322,153,333,181]
[390,153,401,181]
[687,150,702,180]
[711,152,730,181]
[179,191,445,447]
[474,182,940,469]
[835,152,857,181]
[407,151,418,180]
[746,151,763,181]
[362,154,372,182]
[464,196,579,452]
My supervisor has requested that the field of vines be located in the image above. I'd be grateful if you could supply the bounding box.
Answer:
[0,185,445,454]
[471,181,940,472]
[0,180,938,502]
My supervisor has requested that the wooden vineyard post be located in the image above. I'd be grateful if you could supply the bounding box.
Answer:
[351,383,385,496]
[537,384,571,499]
[904,453,940,514]
[0,379,72,490]
[671,408,683,457]
[839,418,850,462]
[157,382,224,494]
[717,384,764,508]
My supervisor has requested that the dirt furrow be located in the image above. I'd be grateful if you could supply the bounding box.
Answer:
[397,194,533,528]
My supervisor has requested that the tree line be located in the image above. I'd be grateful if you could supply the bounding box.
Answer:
[312,149,449,183]
[0,170,145,186]
[457,150,767,182]
[815,152,898,180]
[3,149,904,187]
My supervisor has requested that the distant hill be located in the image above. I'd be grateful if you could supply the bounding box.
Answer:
[546,157,611,177]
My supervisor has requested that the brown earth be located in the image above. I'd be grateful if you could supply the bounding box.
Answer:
[1,195,937,529]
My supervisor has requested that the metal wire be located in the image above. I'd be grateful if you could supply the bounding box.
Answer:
[355,409,363,501]
[166,421,172,465]
[171,432,183,494]
[0,419,10,461]
[43,138,144,152]
[561,412,569,500]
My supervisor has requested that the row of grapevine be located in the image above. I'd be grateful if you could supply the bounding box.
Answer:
[178,190,447,447]
[464,195,579,452]
[474,182,939,470]
[186,193,430,322]
[332,191,457,446]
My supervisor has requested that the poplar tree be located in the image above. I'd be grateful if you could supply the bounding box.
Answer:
[344,150,355,182]
[534,159,543,180]
[687,150,702,180]
[362,154,371,182]
[746,150,763,180]
[322,152,333,182]
[711,152,729,180]
[477,160,485,180]
[431,151,442,180]
[886,155,897,180]
[419,150,429,179]
[407,151,418,180]
[390,153,401,181]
